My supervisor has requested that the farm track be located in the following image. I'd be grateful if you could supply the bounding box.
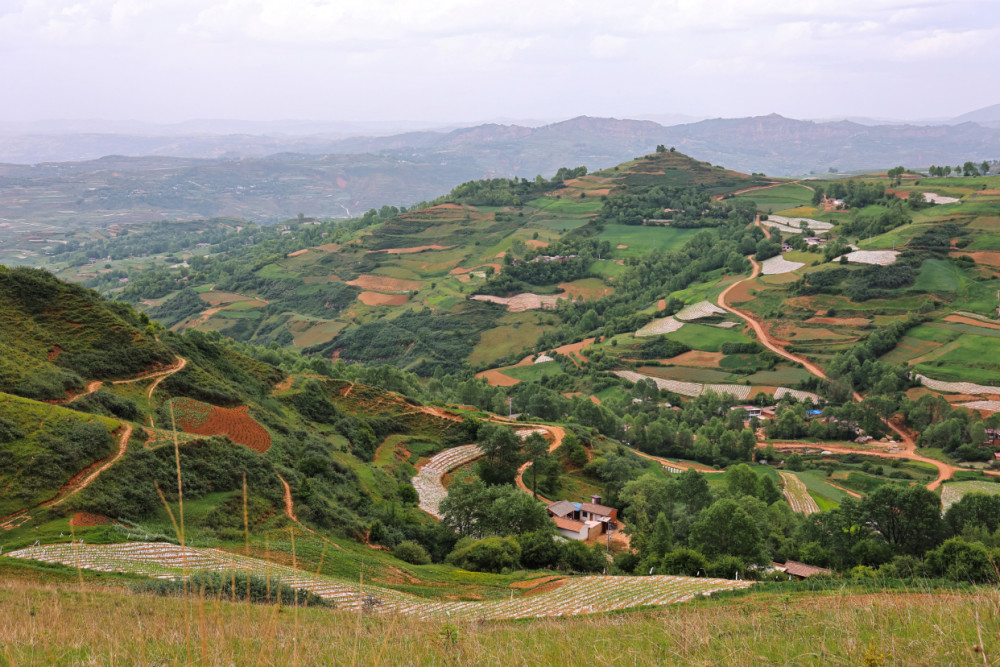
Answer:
[2,357,187,526]
[718,256,958,491]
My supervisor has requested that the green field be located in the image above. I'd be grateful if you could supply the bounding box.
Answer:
[912,259,966,293]
[663,323,754,352]
[597,226,701,257]
[736,183,814,211]
[914,333,1000,384]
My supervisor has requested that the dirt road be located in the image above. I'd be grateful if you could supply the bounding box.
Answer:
[514,424,566,502]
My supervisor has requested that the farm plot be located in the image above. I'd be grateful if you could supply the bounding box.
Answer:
[4,543,752,619]
[762,216,833,235]
[411,445,484,518]
[840,250,898,266]
[916,374,1000,396]
[760,256,805,275]
[779,472,820,514]
[774,388,821,404]
[636,316,685,337]
[168,397,271,453]
[940,481,1000,510]
[471,293,561,312]
[960,401,1000,413]
[675,301,726,321]
[613,370,751,400]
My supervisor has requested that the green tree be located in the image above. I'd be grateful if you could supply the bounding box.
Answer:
[522,432,549,499]
[689,498,765,563]
[475,423,522,485]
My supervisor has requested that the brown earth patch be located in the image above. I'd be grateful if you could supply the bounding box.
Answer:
[944,315,1000,330]
[426,203,463,211]
[666,350,725,367]
[805,317,871,326]
[951,251,1000,267]
[510,575,563,590]
[590,395,601,405]
[471,293,561,312]
[475,368,520,387]
[617,244,628,249]
[553,337,596,362]
[286,248,309,257]
[314,243,341,252]
[520,578,568,597]
[69,512,111,527]
[200,292,268,307]
[657,298,666,311]
[358,291,408,306]
[557,281,612,300]
[47,345,63,361]
[381,244,454,254]
[174,398,272,453]
[725,278,758,304]
[525,240,549,249]
[449,263,502,275]
[347,274,425,293]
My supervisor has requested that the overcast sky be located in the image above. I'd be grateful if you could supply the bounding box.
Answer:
[1,0,997,125]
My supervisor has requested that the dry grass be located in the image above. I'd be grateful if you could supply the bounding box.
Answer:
[2,578,999,665]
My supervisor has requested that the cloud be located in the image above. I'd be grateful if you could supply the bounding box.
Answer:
[0,0,995,122]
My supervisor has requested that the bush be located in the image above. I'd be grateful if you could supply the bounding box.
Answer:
[659,548,707,576]
[392,540,431,565]
[447,536,522,573]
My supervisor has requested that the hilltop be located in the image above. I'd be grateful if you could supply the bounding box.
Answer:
[4,146,1000,661]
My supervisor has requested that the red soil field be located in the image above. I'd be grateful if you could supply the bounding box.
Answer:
[805,317,871,326]
[286,249,309,257]
[951,251,1000,267]
[69,512,111,527]
[346,274,425,292]
[474,368,520,387]
[666,350,725,368]
[358,291,408,306]
[382,244,454,254]
[944,315,1000,330]
[314,243,342,252]
[174,399,272,453]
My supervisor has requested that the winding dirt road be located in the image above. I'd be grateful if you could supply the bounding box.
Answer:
[717,257,956,490]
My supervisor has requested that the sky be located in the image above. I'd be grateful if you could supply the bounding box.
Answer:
[1,0,998,125]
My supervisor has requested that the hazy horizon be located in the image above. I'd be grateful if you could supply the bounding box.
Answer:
[2,0,998,126]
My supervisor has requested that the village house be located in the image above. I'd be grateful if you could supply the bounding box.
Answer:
[773,560,832,580]
[547,496,618,540]
[730,405,763,419]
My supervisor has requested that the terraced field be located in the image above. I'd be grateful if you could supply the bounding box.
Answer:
[410,444,483,518]
[779,472,820,514]
[5,543,752,619]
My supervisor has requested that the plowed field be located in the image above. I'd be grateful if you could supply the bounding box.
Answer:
[170,398,272,453]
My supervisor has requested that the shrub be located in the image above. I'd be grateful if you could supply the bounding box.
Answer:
[392,541,431,565]
[446,536,522,573]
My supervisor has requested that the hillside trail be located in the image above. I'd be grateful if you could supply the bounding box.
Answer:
[718,258,957,490]
[2,356,188,527]
[711,181,781,202]
[276,474,345,551]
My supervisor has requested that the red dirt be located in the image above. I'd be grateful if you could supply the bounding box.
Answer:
[666,350,725,368]
[557,282,612,300]
[475,368,521,387]
[521,578,568,597]
[617,244,628,249]
[381,244,454,254]
[657,298,666,311]
[513,424,566,501]
[944,315,1000,330]
[69,512,111,527]
[951,251,1000,267]
[358,291,408,306]
[449,263,503,275]
[553,337,596,363]
[314,243,342,252]
[346,274,425,292]
[175,400,272,453]
[525,240,549,249]
[509,575,562,590]
[47,345,63,361]
[590,395,601,405]
[805,317,871,326]
[199,292,267,307]
[286,248,309,257]
[44,423,133,509]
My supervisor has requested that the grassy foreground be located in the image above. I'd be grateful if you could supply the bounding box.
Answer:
[1,577,998,665]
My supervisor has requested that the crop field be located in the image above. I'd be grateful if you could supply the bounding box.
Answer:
[779,472,820,514]
[914,335,1000,385]
[661,323,753,352]
[674,300,727,321]
[558,278,613,301]
[5,542,752,620]
[411,444,484,518]
[597,226,700,257]
[940,480,1000,510]
[168,397,272,453]
[760,256,804,275]
[913,259,966,293]
[735,183,814,210]
[636,316,685,337]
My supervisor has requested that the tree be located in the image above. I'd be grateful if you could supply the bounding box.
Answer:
[647,512,674,561]
[522,432,549,499]
[982,161,991,175]
[689,498,765,563]
[861,484,946,556]
[475,423,522,485]
[725,464,760,499]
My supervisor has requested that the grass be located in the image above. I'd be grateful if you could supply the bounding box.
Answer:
[597,226,700,257]
[3,574,1000,664]
[941,480,1000,510]
[914,333,1000,384]
[662,323,753,352]
[736,183,814,211]
[912,259,965,293]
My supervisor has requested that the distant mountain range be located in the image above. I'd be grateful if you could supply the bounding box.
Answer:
[0,107,997,228]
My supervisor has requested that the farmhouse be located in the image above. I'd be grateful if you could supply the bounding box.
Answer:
[730,405,763,419]
[804,237,826,247]
[774,560,832,580]
[984,429,1000,446]
[547,495,618,539]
